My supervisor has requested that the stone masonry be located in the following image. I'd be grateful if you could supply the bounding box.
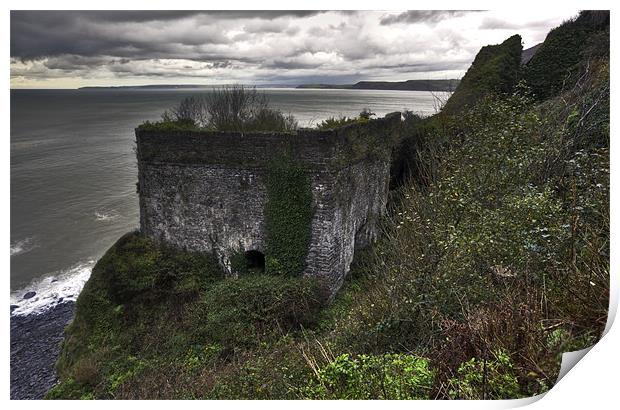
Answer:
[135,112,401,297]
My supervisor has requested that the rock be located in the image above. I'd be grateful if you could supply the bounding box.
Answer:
[11,301,76,399]
[23,291,36,300]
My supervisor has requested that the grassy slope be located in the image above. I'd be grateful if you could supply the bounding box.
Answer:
[48,13,609,400]
[441,34,522,115]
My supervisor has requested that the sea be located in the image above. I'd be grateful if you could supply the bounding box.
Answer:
[10,87,447,316]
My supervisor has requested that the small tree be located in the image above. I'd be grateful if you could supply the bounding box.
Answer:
[205,85,297,132]
[163,95,208,127]
[205,85,268,131]
[162,85,297,132]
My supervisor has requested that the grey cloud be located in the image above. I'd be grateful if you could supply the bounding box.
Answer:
[243,19,291,33]
[261,59,321,70]
[479,17,557,30]
[380,10,480,25]
[43,55,114,70]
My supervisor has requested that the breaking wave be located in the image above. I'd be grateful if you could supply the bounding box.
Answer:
[10,237,37,256]
[10,260,94,316]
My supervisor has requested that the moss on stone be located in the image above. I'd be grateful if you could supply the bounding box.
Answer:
[137,119,200,132]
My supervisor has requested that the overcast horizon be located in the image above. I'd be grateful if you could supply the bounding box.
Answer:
[11,10,579,89]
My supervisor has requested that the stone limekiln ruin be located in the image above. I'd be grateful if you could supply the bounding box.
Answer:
[135,112,401,297]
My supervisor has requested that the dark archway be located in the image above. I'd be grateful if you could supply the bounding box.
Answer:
[244,250,265,273]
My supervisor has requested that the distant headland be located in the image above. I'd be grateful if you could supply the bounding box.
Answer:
[78,79,459,92]
[296,79,459,91]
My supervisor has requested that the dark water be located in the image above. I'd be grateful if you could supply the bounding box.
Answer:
[10,87,445,314]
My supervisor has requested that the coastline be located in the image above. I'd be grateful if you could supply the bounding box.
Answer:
[10,302,75,400]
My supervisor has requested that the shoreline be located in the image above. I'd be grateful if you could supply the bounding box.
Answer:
[10,302,75,400]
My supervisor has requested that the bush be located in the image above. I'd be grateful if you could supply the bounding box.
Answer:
[192,275,325,348]
[389,111,445,189]
[303,353,435,399]
[46,378,94,400]
[143,85,297,132]
[316,108,375,130]
[205,85,297,132]
[448,350,521,400]
[94,231,222,304]
[523,11,609,101]
[162,95,208,127]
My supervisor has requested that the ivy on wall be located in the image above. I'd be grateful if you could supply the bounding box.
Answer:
[264,153,313,276]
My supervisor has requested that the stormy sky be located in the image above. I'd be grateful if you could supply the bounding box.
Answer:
[10,10,578,88]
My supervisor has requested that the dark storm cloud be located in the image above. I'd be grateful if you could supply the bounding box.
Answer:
[380,10,479,25]
[10,10,324,60]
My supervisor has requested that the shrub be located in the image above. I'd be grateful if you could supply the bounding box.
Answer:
[316,116,357,130]
[46,378,94,400]
[316,108,375,130]
[73,357,100,387]
[389,111,445,189]
[142,85,297,132]
[523,11,609,101]
[327,62,608,397]
[303,353,435,399]
[447,350,521,400]
[205,85,297,132]
[207,341,312,399]
[162,95,208,127]
[192,275,325,348]
[94,231,222,304]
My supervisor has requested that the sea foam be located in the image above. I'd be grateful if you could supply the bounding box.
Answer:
[95,210,119,221]
[10,260,94,316]
[10,237,37,256]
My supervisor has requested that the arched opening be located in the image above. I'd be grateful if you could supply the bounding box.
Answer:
[244,250,265,273]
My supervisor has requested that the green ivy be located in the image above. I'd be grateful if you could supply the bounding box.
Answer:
[264,153,313,276]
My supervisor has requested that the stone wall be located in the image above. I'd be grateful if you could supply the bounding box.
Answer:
[135,112,401,297]
[303,159,391,293]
